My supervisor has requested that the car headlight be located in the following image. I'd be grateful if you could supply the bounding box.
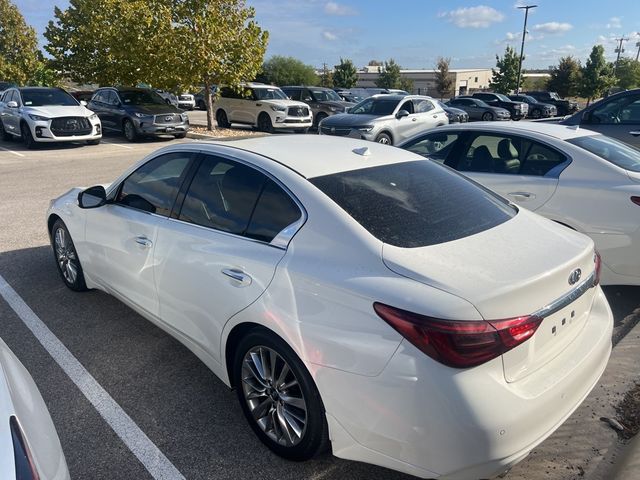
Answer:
[270,105,287,112]
[181,113,188,121]
[134,112,152,118]
[329,106,340,112]
[357,126,374,133]
[28,114,49,121]
[89,113,98,121]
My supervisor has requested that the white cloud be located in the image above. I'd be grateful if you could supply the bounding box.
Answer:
[322,30,338,41]
[438,5,505,28]
[324,2,356,16]
[496,30,541,45]
[606,17,622,29]
[533,22,573,34]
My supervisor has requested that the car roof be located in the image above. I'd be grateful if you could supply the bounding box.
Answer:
[215,135,424,178]
[18,87,65,92]
[428,122,600,140]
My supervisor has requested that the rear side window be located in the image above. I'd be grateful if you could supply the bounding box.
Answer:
[402,133,460,162]
[245,180,301,242]
[568,135,640,172]
[310,160,516,248]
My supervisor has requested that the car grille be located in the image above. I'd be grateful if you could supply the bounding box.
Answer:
[50,117,92,136]
[320,126,351,136]
[154,114,181,125]
[288,106,309,117]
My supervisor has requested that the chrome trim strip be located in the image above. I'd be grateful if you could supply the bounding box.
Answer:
[532,270,596,319]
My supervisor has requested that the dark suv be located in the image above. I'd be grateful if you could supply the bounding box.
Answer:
[524,91,578,116]
[470,92,528,120]
[88,87,189,142]
[508,94,557,118]
[281,86,352,127]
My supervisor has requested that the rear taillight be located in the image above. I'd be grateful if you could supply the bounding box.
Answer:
[631,196,640,207]
[373,303,542,369]
[10,416,40,480]
[594,251,602,286]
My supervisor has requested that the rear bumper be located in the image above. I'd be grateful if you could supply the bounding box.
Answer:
[317,287,612,479]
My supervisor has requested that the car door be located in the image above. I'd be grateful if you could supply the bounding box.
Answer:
[83,151,196,316]
[460,99,482,120]
[153,154,303,361]
[408,99,441,137]
[2,90,20,134]
[450,132,563,211]
[393,99,418,142]
[94,90,115,129]
[581,93,640,148]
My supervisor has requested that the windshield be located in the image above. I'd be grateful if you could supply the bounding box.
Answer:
[21,89,78,107]
[120,90,167,105]
[310,160,516,248]
[350,97,399,116]
[310,89,342,102]
[254,87,288,100]
[495,93,511,102]
[567,135,640,173]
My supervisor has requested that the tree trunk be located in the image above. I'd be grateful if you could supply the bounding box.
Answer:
[205,80,214,131]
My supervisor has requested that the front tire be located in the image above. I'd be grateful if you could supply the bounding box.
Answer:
[375,132,392,145]
[216,109,230,129]
[530,108,541,119]
[21,122,37,149]
[257,113,273,133]
[123,119,138,142]
[233,329,329,461]
[51,219,88,292]
[174,132,187,139]
[294,128,308,134]
[86,139,101,145]
[482,111,494,121]
[314,112,327,128]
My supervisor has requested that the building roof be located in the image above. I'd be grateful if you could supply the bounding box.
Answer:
[359,66,492,74]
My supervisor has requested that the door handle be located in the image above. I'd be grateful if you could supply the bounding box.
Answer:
[221,268,252,286]
[433,115,438,118]
[629,131,640,137]
[134,236,153,248]
[508,192,536,201]
[412,117,417,122]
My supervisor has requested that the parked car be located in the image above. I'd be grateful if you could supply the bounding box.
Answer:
[446,96,511,121]
[281,86,352,128]
[525,91,579,116]
[335,89,364,103]
[155,90,179,107]
[194,86,217,110]
[0,87,102,148]
[470,92,528,120]
[509,94,557,119]
[399,122,640,286]
[88,87,189,142]
[48,135,612,480]
[437,100,468,123]
[213,83,312,133]
[0,336,70,480]
[319,94,448,145]
[560,88,640,148]
[177,93,195,110]
[365,87,410,96]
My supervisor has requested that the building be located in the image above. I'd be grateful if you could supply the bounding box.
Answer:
[356,66,493,98]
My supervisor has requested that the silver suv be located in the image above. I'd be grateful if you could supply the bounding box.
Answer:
[214,83,312,133]
[318,95,448,145]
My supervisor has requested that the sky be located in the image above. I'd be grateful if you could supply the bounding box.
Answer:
[15,0,640,70]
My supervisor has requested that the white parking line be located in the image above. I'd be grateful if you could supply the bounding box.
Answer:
[0,274,185,480]
[0,146,25,157]
[100,141,134,149]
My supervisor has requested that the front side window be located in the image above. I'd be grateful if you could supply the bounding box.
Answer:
[116,152,193,215]
[568,135,640,172]
[119,90,166,106]
[21,89,78,107]
[403,133,460,162]
[310,89,342,102]
[350,97,399,115]
[586,94,640,125]
[283,88,301,101]
[413,99,434,113]
[253,87,288,101]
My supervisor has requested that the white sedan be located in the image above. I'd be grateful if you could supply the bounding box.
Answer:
[400,122,640,286]
[0,337,70,480]
[47,136,612,479]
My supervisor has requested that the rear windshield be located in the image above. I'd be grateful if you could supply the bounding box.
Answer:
[567,135,640,172]
[310,160,516,248]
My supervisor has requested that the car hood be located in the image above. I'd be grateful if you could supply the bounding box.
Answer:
[319,100,352,110]
[490,106,511,114]
[260,99,309,109]
[124,104,183,115]
[443,106,466,115]
[321,113,383,127]
[24,105,94,118]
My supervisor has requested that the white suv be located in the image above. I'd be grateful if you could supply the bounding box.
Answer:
[214,83,312,133]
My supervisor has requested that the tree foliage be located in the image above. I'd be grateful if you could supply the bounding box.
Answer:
[375,59,401,89]
[547,56,582,98]
[258,56,318,86]
[435,57,454,99]
[615,58,640,90]
[489,46,521,94]
[332,58,358,88]
[0,0,40,84]
[398,77,414,94]
[580,45,615,104]
[46,0,268,129]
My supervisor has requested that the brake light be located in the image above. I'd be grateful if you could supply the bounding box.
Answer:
[373,302,542,368]
[594,251,602,286]
[631,196,640,207]
[10,416,40,480]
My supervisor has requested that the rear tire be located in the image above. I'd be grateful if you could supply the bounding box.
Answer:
[530,108,542,119]
[257,113,273,133]
[216,110,230,129]
[21,122,37,149]
[375,132,392,145]
[51,219,88,292]
[0,120,12,141]
[197,100,206,110]
[481,112,494,121]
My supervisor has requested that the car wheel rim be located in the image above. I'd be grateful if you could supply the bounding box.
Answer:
[54,227,78,284]
[241,346,307,447]
[378,137,390,144]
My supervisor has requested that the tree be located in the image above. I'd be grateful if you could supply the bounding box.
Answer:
[46,0,268,130]
[399,77,414,94]
[28,56,61,87]
[375,59,401,89]
[333,58,358,88]
[0,0,40,84]
[319,64,333,88]
[258,56,318,86]
[616,58,640,90]
[580,45,615,105]
[489,46,521,94]
[435,57,454,99]
[547,56,582,97]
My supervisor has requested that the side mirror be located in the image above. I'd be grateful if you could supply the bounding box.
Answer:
[80,100,87,106]
[7,101,18,108]
[396,110,410,119]
[78,185,107,209]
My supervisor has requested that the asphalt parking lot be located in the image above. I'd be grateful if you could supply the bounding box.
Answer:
[0,132,639,480]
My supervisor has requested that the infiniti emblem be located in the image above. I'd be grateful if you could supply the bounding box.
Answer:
[568,268,582,285]
[165,116,172,122]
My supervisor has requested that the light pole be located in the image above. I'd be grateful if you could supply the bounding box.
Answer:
[614,37,628,76]
[515,5,537,94]
[635,39,640,62]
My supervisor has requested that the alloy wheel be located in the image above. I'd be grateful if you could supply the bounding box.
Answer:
[241,346,307,447]
[54,227,78,284]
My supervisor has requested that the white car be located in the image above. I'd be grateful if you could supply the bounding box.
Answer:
[0,337,70,480]
[399,122,640,286]
[213,83,312,133]
[177,93,195,110]
[47,136,612,479]
[0,87,102,148]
